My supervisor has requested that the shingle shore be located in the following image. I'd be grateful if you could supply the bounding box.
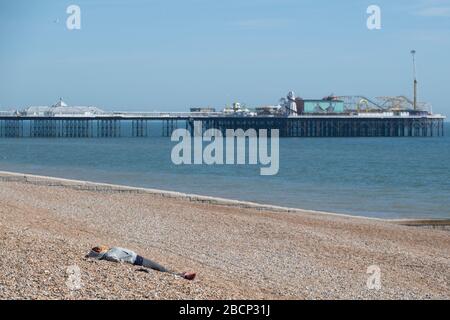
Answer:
[0,172,448,299]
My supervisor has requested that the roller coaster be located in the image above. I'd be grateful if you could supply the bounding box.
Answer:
[336,95,432,113]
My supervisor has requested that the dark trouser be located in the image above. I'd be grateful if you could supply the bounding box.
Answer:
[134,255,169,273]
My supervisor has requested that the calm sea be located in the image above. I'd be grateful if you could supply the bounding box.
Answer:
[1,123,449,219]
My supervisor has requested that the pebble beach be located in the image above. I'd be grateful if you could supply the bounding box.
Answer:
[0,171,448,300]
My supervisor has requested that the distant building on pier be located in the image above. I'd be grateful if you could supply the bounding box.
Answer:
[22,98,105,117]
[190,107,216,113]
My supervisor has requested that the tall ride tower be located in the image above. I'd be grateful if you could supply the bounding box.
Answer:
[411,50,418,110]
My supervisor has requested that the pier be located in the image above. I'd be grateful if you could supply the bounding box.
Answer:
[0,114,445,138]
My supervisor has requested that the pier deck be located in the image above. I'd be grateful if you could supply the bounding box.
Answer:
[0,114,445,138]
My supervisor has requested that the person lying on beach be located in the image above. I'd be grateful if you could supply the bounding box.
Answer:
[86,246,196,280]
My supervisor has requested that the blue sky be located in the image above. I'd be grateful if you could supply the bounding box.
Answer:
[0,0,449,114]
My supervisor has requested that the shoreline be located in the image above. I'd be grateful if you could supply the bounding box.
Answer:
[0,170,448,226]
